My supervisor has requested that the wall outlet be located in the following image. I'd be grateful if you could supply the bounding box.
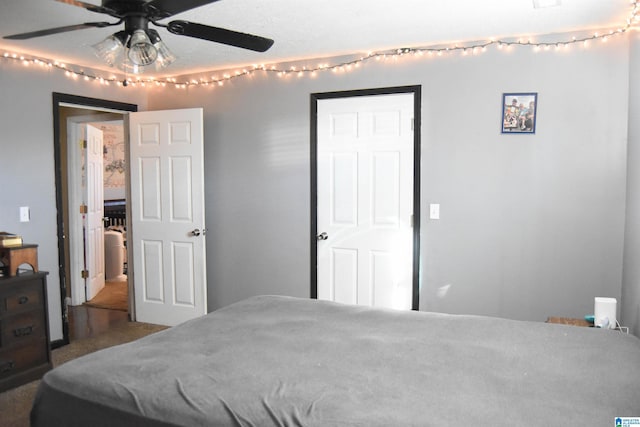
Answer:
[19,206,30,222]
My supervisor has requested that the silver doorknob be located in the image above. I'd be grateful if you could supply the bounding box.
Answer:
[191,228,201,237]
[317,232,328,241]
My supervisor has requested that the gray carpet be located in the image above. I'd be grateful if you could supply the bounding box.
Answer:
[0,321,167,427]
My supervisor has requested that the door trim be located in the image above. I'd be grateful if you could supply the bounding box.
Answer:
[310,85,422,310]
[52,93,137,348]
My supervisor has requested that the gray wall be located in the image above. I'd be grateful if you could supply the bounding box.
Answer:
[622,32,640,336]
[148,34,631,325]
[1,31,636,339]
[0,61,145,341]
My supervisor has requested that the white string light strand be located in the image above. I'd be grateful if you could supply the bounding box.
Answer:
[2,0,639,89]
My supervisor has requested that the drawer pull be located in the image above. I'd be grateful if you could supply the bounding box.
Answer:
[18,296,29,305]
[13,325,34,337]
[0,361,15,374]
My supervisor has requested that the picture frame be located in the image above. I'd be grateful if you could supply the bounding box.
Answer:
[501,92,537,134]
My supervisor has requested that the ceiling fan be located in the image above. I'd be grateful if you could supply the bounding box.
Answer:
[3,0,274,73]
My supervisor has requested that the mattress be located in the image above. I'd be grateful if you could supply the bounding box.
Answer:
[31,295,640,426]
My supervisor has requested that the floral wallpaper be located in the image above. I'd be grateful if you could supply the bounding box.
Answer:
[90,122,125,189]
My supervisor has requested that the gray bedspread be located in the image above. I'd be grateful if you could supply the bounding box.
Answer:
[31,296,640,426]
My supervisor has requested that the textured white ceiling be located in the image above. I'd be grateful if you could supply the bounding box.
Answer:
[0,0,632,78]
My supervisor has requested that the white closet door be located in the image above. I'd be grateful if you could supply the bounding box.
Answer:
[317,94,414,310]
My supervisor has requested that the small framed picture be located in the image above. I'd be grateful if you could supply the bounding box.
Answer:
[501,92,537,134]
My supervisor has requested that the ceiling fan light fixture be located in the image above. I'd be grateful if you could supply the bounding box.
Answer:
[154,40,177,69]
[121,61,146,75]
[127,29,157,66]
[147,29,177,69]
[92,31,127,67]
[94,29,174,73]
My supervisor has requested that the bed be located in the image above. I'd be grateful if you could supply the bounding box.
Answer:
[103,198,126,228]
[31,295,640,426]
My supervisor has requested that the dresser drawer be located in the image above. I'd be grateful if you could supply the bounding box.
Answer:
[0,338,49,380]
[1,283,42,316]
[0,271,51,392]
[0,310,46,348]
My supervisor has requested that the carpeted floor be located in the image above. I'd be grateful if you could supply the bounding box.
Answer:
[84,279,128,311]
[0,320,167,427]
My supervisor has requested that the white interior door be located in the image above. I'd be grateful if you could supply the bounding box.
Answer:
[85,124,105,300]
[317,93,414,310]
[129,108,207,326]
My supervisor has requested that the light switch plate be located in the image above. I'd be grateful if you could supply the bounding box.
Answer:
[20,206,30,222]
[429,203,440,220]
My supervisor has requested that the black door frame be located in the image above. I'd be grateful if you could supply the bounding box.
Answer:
[310,85,422,310]
[52,92,137,348]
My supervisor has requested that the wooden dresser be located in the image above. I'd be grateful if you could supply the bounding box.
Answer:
[0,271,52,392]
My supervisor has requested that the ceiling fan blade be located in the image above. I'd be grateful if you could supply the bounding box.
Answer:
[3,22,117,40]
[55,0,116,15]
[145,0,221,19]
[167,21,274,52]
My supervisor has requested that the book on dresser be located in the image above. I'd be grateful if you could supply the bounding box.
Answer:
[0,232,23,248]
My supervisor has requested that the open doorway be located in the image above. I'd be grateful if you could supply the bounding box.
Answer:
[66,115,126,305]
[52,93,137,347]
